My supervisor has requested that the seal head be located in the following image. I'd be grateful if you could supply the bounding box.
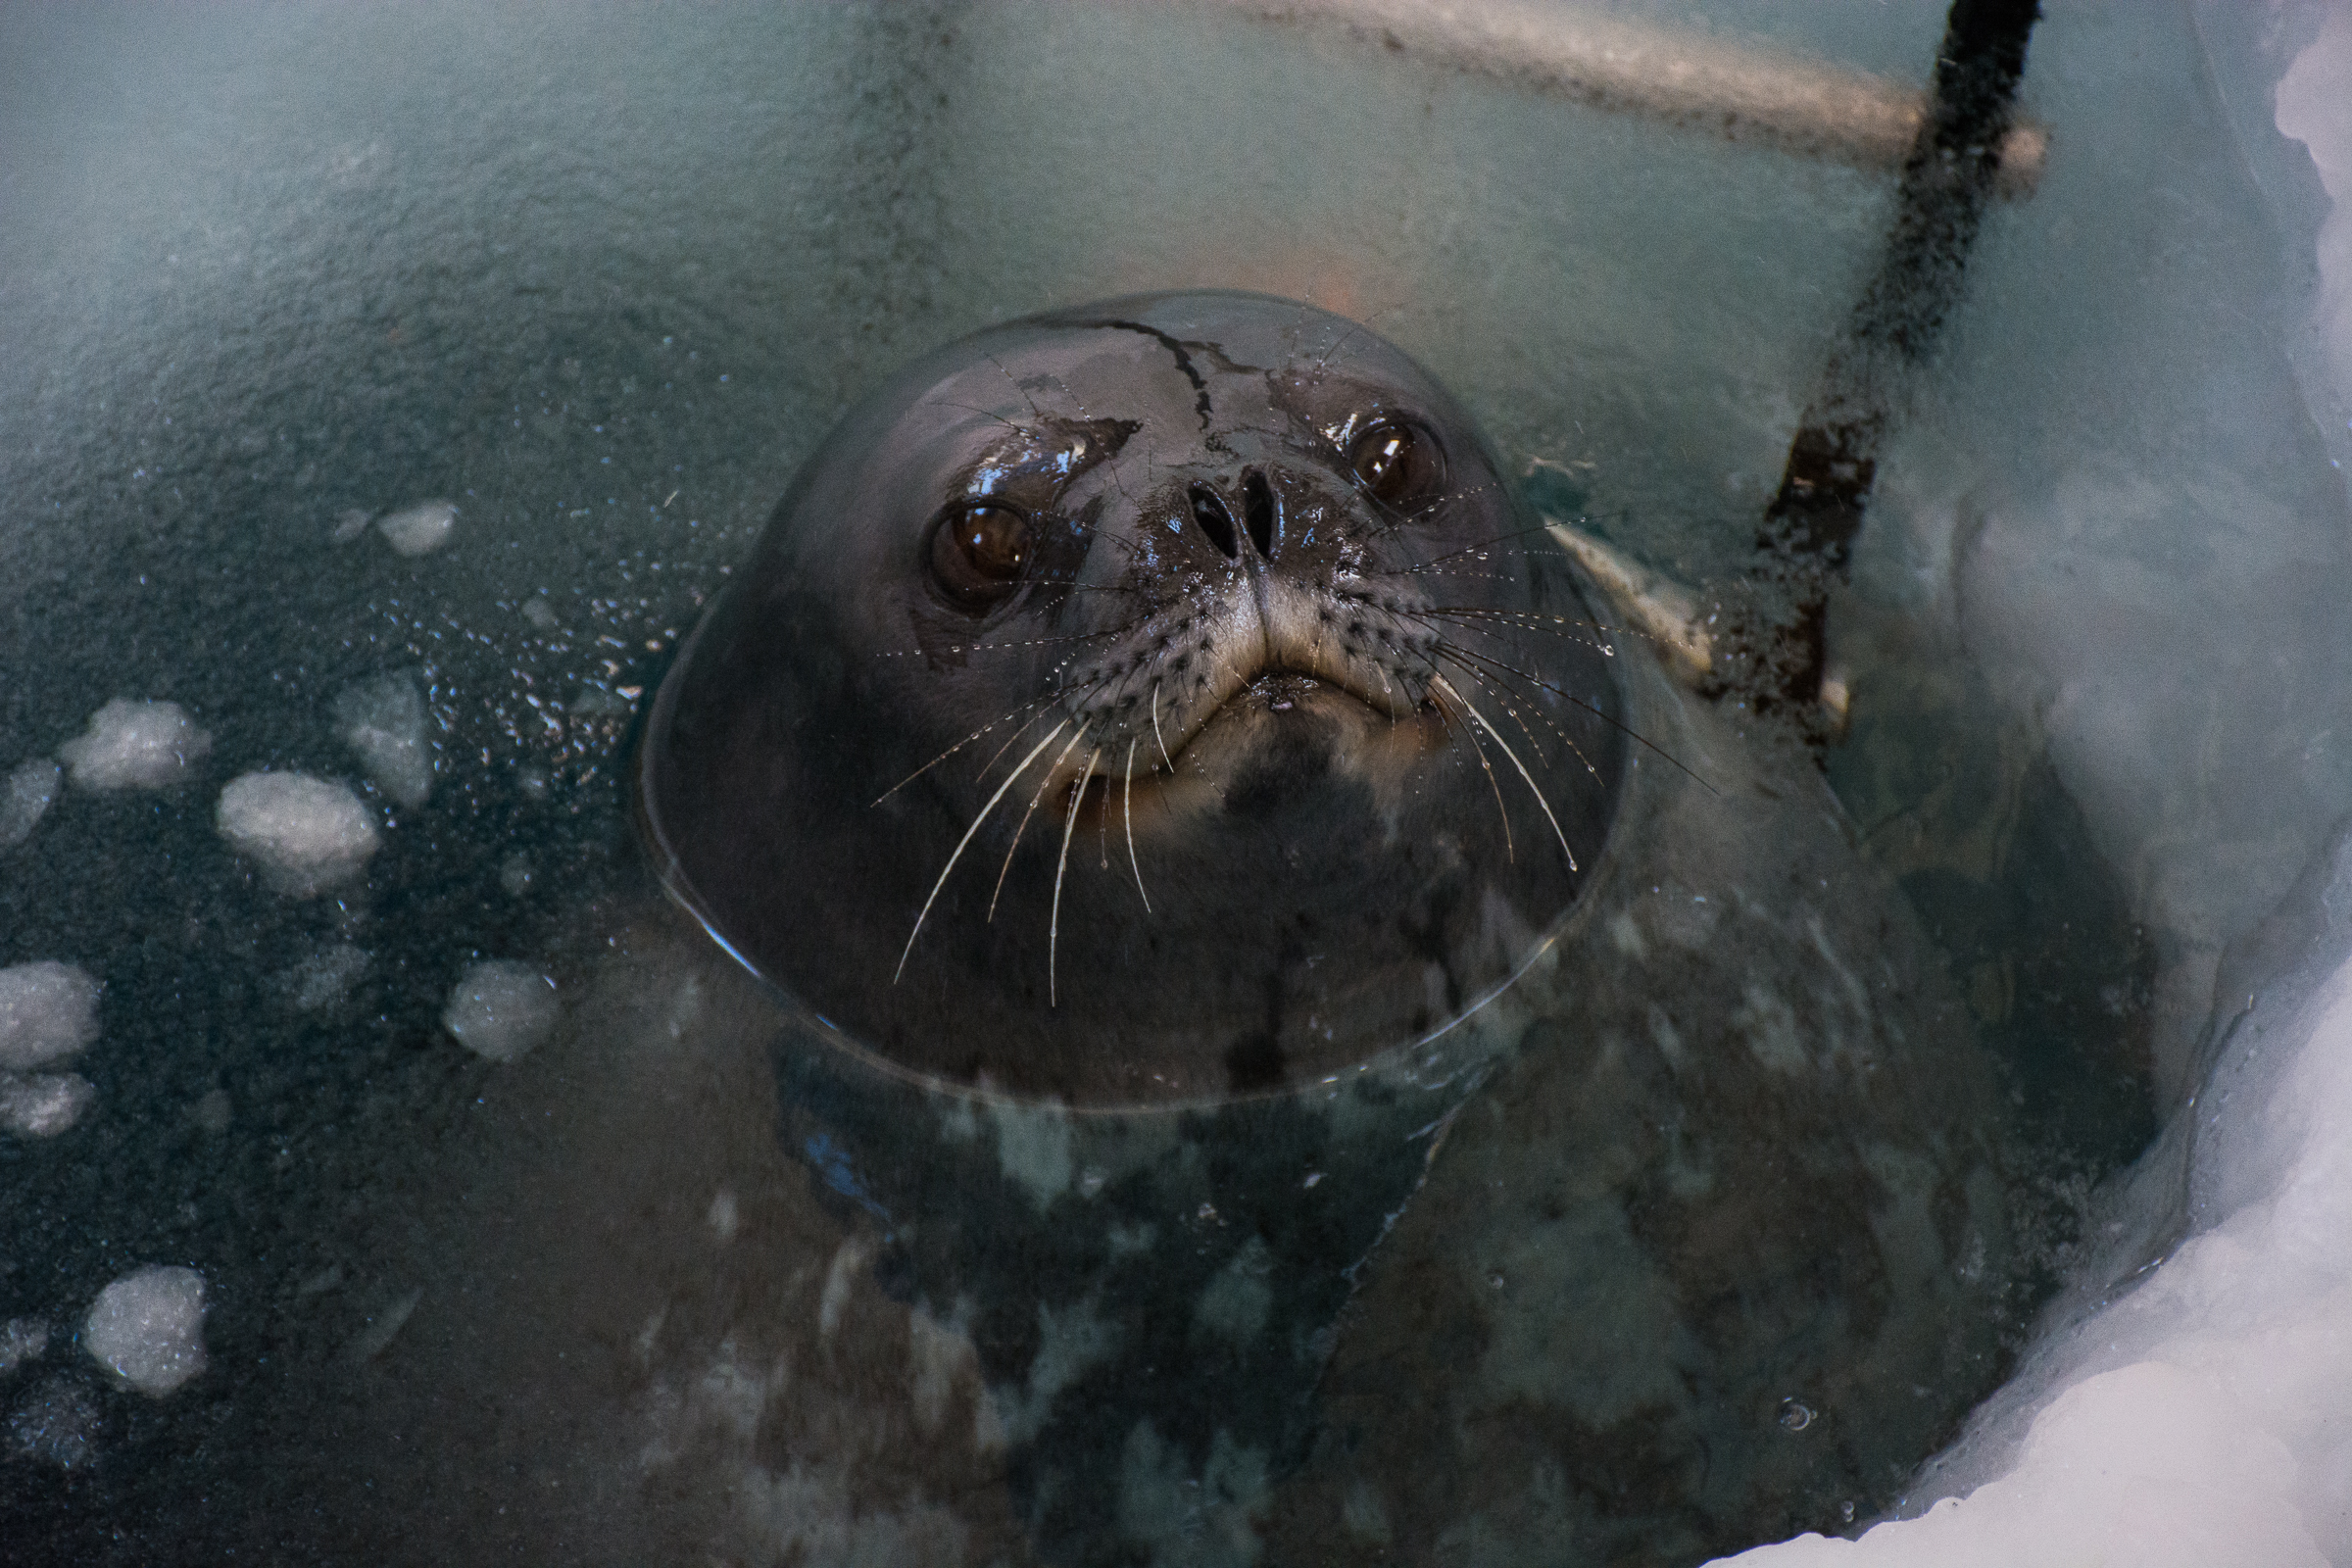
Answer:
[640,292,1626,1103]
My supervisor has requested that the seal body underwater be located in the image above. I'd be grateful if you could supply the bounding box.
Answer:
[260,294,2023,1566]
[613,292,2027,1563]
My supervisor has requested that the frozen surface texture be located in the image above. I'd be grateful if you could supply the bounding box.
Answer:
[335,673,434,807]
[82,1266,208,1396]
[215,771,380,897]
[56,700,210,791]
[442,960,559,1063]
[0,961,99,1070]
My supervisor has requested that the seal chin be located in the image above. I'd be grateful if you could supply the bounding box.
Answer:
[1085,676,1448,833]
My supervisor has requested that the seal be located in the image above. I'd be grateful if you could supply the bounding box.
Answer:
[640,291,1629,1104]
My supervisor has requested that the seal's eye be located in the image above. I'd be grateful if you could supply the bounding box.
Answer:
[928,502,1032,609]
[1348,420,1446,508]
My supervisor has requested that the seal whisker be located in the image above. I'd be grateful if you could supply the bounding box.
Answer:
[895,718,1070,982]
[875,698,1060,805]
[1050,744,1102,1006]
[1424,639,1608,787]
[1122,739,1152,913]
[1151,681,1173,772]
[989,720,1092,921]
[1434,675,1576,871]
[1429,679,1515,862]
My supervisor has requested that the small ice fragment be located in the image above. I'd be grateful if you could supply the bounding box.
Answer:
[82,1265,207,1396]
[279,944,369,1010]
[0,961,100,1069]
[0,760,61,846]
[7,1378,98,1468]
[516,766,551,801]
[331,508,372,543]
[334,673,433,807]
[708,1189,740,1243]
[442,960,558,1062]
[376,499,458,557]
[193,1089,232,1135]
[0,1318,48,1375]
[217,772,380,896]
[499,852,534,897]
[58,699,212,791]
[344,1288,422,1364]
[522,597,561,630]
[0,1073,95,1137]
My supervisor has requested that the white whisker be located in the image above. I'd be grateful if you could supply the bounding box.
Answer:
[1051,745,1102,1006]
[896,719,1069,982]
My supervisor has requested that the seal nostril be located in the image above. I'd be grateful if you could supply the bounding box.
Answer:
[1188,481,1239,560]
[1243,468,1276,559]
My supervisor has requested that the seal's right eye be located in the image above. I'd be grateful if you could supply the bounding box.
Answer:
[928,502,1032,609]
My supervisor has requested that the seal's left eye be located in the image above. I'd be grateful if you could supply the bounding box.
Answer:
[928,502,1032,609]
[1348,420,1446,508]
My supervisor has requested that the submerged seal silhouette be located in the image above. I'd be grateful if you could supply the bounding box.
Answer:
[641,291,1628,1102]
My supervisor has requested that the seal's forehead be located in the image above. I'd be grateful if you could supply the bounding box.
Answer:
[909,292,1440,433]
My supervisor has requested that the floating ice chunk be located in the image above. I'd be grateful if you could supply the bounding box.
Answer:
[7,1378,97,1468]
[0,961,100,1069]
[58,699,211,790]
[442,960,558,1062]
[522,596,561,630]
[344,1288,422,1364]
[330,507,372,542]
[0,1318,47,1375]
[82,1265,207,1396]
[335,673,433,807]
[0,1073,95,1137]
[217,771,380,896]
[376,499,458,556]
[0,760,60,846]
[279,943,369,1010]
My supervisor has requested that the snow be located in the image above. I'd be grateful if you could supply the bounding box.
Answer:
[81,1265,207,1396]
[56,699,211,791]
[442,960,559,1062]
[0,961,100,1070]
[216,771,381,897]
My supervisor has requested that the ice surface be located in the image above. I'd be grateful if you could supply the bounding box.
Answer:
[0,1318,47,1375]
[0,961,99,1070]
[335,673,434,808]
[442,960,559,1062]
[2276,6,2352,422]
[82,1265,207,1396]
[56,699,211,791]
[215,771,380,897]
[1718,9,2352,1565]
[375,499,459,557]
[0,1073,95,1138]
[0,759,60,846]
